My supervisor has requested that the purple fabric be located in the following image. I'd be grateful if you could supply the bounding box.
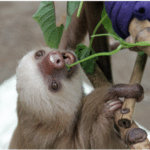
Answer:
[105,1,150,39]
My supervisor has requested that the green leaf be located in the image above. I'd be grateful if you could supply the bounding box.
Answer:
[33,1,64,49]
[81,49,98,74]
[65,1,80,30]
[75,44,98,74]
[75,43,87,58]
[101,6,125,44]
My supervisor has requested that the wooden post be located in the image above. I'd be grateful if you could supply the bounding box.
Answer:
[115,111,150,149]
[115,18,150,149]
[116,53,147,128]
[116,18,150,127]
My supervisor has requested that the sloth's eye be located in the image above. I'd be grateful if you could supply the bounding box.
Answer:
[51,80,58,90]
[35,50,45,58]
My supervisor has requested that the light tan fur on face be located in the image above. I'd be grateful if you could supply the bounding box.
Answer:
[16,47,82,125]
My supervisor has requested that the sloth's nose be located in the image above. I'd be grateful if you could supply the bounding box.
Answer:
[49,51,65,69]
[39,51,76,75]
[39,51,65,75]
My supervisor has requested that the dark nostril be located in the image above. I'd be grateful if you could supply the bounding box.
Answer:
[56,59,60,63]
[62,54,68,59]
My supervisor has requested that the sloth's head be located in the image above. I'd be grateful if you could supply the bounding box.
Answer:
[16,47,82,121]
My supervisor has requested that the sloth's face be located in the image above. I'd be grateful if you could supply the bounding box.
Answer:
[16,47,82,121]
[16,47,80,93]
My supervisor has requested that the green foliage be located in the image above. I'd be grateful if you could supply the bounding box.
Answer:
[75,44,98,74]
[33,2,150,73]
[101,7,132,48]
[33,1,64,49]
[77,1,84,17]
[100,7,150,51]
[65,1,80,30]
[71,5,123,73]
[101,7,123,42]
[69,6,150,70]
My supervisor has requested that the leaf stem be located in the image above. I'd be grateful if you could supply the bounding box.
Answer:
[89,14,108,48]
[77,1,83,17]
[67,45,122,68]
[92,34,150,48]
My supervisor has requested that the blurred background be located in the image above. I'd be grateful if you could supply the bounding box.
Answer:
[0,2,150,149]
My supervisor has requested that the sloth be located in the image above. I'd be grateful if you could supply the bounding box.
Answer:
[9,46,143,149]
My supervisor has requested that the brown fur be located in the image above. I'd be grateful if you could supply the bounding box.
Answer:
[9,86,127,149]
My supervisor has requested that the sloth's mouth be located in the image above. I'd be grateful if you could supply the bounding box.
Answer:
[62,52,76,65]
[61,52,77,78]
